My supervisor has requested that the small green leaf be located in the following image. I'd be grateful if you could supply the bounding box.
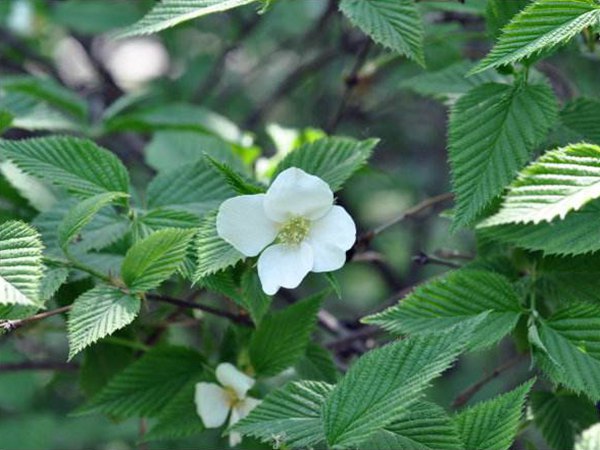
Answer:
[240,270,272,324]
[67,285,140,360]
[205,156,265,195]
[249,293,323,377]
[122,228,195,292]
[58,192,128,251]
[273,137,377,191]
[340,0,425,66]
[295,343,338,384]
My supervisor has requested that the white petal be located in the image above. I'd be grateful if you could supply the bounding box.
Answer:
[216,194,278,257]
[264,168,333,222]
[227,397,261,447]
[257,243,314,295]
[215,363,255,399]
[195,382,230,428]
[306,205,356,272]
[228,430,242,447]
[237,396,261,418]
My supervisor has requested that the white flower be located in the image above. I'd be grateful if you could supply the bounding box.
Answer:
[216,167,356,295]
[195,363,260,447]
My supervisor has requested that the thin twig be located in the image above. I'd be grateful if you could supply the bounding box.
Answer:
[452,354,526,408]
[146,294,252,326]
[326,325,381,351]
[0,361,79,373]
[1,305,71,332]
[412,251,462,269]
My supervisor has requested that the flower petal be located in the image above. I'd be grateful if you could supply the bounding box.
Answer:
[257,242,314,295]
[227,396,261,446]
[216,363,255,399]
[264,168,333,222]
[195,382,230,428]
[306,205,356,272]
[216,194,278,257]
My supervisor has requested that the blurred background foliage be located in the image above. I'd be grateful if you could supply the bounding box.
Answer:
[1,0,600,448]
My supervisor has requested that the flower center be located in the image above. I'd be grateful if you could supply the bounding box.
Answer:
[277,216,310,245]
[224,386,242,407]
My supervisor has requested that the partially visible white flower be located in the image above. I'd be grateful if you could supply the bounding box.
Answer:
[576,422,600,450]
[217,167,356,295]
[195,363,260,447]
[7,0,34,36]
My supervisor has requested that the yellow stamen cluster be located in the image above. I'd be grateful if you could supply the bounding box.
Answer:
[277,216,311,245]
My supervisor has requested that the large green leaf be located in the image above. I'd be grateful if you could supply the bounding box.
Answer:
[146,159,234,215]
[58,192,128,252]
[532,391,597,450]
[560,98,600,144]
[0,221,44,307]
[193,211,244,280]
[122,228,195,292]
[50,0,143,34]
[234,381,333,448]
[295,343,338,384]
[481,143,600,227]
[339,0,425,66]
[273,137,377,191]
[536,302,600,401]
[537,254,600,303]
[0,137,130,198]
[486,0,530,38]
[367,402,463,450]
[449,81,557,227]
[473,0,600,73]
[453,380,534,450]
[115,0,259,38]
[79,346,206,418]
[67,285,140,360]
[322,323,477,448]
[249,293,323,377]
[364,269,522,350]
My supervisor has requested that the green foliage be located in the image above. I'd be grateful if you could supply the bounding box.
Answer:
[537,254,600,303]
[322,323,476,448]
[295,343,338,383]
[535,302,600,401]
[122,228,195,292]
[67,285,140,360]
[482,143,600,226]
[531,391,597,450]
[449,81,558,227]
[364,269,523,350]
[560,98,600,144]
[473,0,600,73]
[339,0,425,66]
[115,0,259,38]
[273,137,377,191]
[0,137,130,199]
[239,269,272,324]
[79,346,206,418]
[367,402,463,450]
[453,380,534,450]
[234,380,333,448]
[0,221,44,307]
[486,0,530,38]
[249,293,323,377]
[50,0,143,34]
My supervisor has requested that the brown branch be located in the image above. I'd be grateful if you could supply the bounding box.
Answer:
[146,294,252,326]
[1,305,71,332]
[326,325,381,351]
[412,251,462,269]
[0,361,79,373]
[452,354,526,408]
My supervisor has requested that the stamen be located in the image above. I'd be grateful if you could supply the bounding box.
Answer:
[277,216,310,245]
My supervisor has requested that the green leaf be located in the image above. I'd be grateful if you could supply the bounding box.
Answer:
[39,267,69,301]
[50,0,143,34]
[536,302,600,401]
[0,221,43,307]
[79,341,134,398]
[481,143,600,227]
[193,211,245,280]
[473,0,600,73]
[79,346,205,418]
[479,199,600,256]
[114,0,259,38]
[322,323,477,448]
[532,391,597,450]
[561,98,600,144]
[367,402,463,450]
[145,130,244,173]
[449,81,558,227]
[453,380,534,450]
[339,0,425,66]
[144,381,205,442]
[0,160,58,212]
[537,254,600,303]
[364,269,522,350]
[234,380,333,448]
[146,159,234,215]
[273,137,377,191]
[67,285,140,360]
[206,156,265,195]
[295,342,339,384]
[58,192,128,251]
[135,208,199,241]
[0,110,13,133]
[249,293,323,377]
[239,270,272,324]
[0,137,130,198]
[122,229,195,292]
[486,0,530,38]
